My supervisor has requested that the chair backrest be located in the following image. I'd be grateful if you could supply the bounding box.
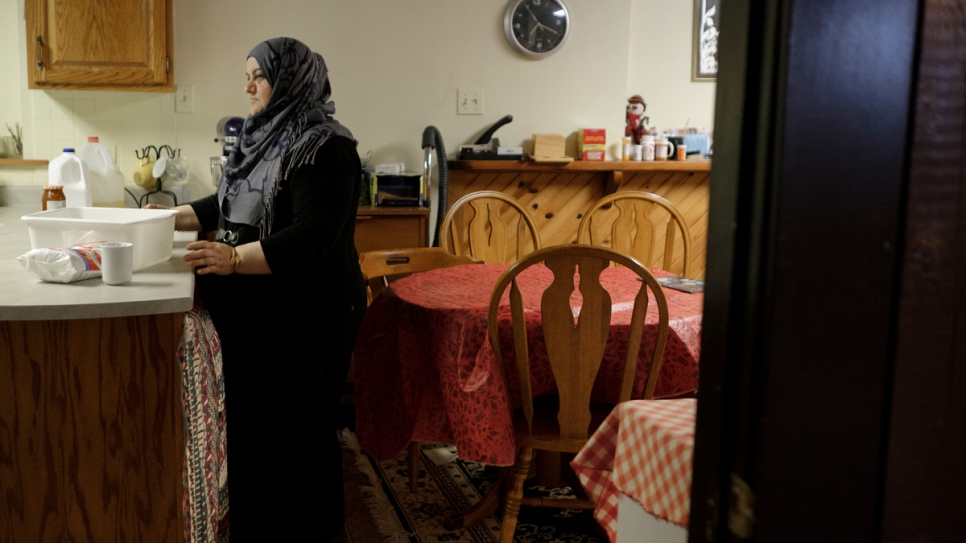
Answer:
[439,191,541,264]
[359,247,482,305]
[487,245,670,444]
[577,191,693,277]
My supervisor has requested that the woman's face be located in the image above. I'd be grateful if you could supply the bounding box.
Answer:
[245,57,272,116]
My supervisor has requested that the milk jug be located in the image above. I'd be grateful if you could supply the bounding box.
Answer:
[48,148,92,208]
[78,137,125,207]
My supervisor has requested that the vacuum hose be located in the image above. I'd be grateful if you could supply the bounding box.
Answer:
[422,126,448,247]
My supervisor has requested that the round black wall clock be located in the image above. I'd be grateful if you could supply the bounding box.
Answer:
[503,0,571,59]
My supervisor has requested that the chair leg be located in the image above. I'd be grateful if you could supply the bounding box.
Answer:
[498,446,533,543]
[408,441,420,492]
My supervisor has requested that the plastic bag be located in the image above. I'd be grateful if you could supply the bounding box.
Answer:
[18,243,104,283]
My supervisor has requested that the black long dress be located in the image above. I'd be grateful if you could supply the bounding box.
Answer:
[189,136,365,541]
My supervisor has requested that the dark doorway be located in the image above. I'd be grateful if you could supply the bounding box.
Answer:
[689,0,966,541]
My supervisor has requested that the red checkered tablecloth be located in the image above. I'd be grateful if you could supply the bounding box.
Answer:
[571,399,697,543]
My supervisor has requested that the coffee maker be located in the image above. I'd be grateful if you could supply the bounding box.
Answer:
[210,116,244,186]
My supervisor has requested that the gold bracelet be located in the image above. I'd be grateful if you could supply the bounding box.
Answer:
[228,246,242,273]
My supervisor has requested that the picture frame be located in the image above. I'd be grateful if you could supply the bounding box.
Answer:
[692,0,720,81]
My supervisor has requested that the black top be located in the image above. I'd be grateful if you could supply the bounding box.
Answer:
[190,135,365,310]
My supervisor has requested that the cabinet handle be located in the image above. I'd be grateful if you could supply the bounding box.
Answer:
[35,36,43,69]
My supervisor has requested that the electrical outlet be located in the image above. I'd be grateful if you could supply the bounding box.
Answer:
[457,87,483,115]
[175,85,194,113]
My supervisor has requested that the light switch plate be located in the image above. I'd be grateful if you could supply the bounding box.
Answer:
[175,85,194,113]
[457,87,483,115]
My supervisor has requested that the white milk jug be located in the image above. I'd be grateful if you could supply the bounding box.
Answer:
[78,137,125,207]
[48,148,92,208]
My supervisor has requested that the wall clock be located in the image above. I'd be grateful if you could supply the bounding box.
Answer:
[503,0,571,59]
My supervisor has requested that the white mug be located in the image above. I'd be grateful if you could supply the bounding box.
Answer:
[94,242,134,285]
[654,138,674,161]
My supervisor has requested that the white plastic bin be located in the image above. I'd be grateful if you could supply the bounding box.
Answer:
[21,207,178,271]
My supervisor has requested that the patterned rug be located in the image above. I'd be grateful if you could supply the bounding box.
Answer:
[340,430,607,543]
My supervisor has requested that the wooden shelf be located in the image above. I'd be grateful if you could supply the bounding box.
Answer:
[449,159,711,172]
[0,159,47,167]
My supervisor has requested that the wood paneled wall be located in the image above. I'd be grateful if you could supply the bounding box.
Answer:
[448,161,710,279]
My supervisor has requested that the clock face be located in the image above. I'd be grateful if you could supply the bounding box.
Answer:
[504,0,571,59]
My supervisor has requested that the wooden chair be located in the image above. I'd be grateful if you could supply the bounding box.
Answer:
[439,191,541,263]
[357,247,483,491]
[486,245,670,543]
[577,191,693,277]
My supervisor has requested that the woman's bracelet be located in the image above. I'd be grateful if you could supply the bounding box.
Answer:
[229,246,242,273]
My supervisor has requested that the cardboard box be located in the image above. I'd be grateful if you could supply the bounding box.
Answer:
[577,129,606,160]
[579,129,606,146]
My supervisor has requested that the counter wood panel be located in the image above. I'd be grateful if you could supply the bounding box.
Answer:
[448,161,710,279]
[0,313,185,543]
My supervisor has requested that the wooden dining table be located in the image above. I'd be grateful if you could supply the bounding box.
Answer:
[352,262,703,468]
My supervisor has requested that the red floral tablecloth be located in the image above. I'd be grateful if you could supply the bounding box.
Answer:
[571,399,696,542]
[354,263,702,466]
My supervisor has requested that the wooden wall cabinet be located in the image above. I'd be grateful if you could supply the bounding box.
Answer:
[25,0,173,91]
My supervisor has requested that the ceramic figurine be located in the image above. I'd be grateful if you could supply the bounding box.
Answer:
[625,95,649,145]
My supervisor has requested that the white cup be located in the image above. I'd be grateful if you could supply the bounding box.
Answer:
[94,242,134,285]
[654,138,673,161]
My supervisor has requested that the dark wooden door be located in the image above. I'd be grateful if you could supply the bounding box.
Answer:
[689,0,966,541]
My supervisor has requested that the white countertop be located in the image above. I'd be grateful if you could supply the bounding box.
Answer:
[0,206,196,321]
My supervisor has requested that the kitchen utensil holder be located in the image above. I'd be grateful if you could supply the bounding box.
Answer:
[128,145,180,208]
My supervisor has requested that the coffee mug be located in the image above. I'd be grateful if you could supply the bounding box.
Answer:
[93,242,134,285]
[133,158,157,189]
[654,138,674,161]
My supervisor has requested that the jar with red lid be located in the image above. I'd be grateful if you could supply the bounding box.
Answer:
[42,185,66,211]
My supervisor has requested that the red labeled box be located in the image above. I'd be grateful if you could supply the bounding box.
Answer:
[579,129,606,146]
[577,128,606,161]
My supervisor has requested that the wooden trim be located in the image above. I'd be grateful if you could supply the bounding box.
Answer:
[0,159,48,166]
[356,205,430,217]
[449,159,711,172]
[883,1,966,540]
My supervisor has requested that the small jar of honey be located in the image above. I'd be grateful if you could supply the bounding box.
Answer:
[42,185,66,211]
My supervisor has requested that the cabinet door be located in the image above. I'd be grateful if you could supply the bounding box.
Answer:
[26,0,173,91]
[354,206,429,253]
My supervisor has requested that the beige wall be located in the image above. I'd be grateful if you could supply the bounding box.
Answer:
[1,0,715,205]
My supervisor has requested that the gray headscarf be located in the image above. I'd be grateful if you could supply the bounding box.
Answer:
[218,37,356,236]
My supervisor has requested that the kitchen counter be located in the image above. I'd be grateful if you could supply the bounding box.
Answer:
[0,205,196,543]
[0,206,195,321]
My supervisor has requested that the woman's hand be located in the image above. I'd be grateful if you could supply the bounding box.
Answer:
[184,241,237,275]
[146,203,202,232]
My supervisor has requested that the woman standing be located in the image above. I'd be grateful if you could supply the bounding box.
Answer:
[153,37,365,541]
